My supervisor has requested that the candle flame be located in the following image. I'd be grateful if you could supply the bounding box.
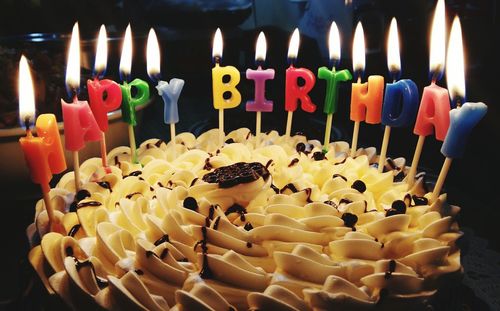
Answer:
[255,31,267,62]
[212,28,223,60]
[287,28,300,60]
[446,16,465,103]
[94,24,108,76]
[65,22,80,92]
[19,55,36,128]
[119,24,133,80]
[147,28,161,80]
[328,21,341,63]
[429,0,446,79]
[352,22,365,74]
[387,17,401,76]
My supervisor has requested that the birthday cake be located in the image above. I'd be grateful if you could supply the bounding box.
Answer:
[27,128,462,310]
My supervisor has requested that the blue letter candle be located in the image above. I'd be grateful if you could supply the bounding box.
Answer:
[156,79,185,124]
[381,79,419,127]
[441,102,487,158]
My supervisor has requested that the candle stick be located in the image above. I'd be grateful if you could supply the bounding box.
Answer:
[407,0,450,186]
[246,32,275,146]
[18,56,66,231]
[62,23,102,192]
[147,28,185,159]
[284,28,317,137]
[350,22,385,157]
[87,25,122,169]
[119,24,150,164]
[212,28,241,146]
[317,22,352,151]
[431,16,487,201]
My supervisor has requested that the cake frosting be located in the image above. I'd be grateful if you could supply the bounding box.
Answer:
[27,128,462,310]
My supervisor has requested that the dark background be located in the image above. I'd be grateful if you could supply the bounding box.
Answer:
[0,0,498,310]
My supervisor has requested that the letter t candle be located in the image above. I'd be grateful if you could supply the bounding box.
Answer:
[147,28,185,159]
[431,16,487,201]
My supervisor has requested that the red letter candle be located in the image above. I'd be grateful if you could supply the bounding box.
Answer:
[284,28,316,137]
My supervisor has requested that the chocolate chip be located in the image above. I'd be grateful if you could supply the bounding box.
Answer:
[225,138,235,144]
[391,200,407,214]
[183,197,198,211]
[342,213,358,228]
[351,180,367,193]
[246,242,253,248]
[296,142,306,153]
[412,195,428,206]
[385,209,400,217]
[76,189,91,201]
[244,222,253,231]
[313,151,325,161]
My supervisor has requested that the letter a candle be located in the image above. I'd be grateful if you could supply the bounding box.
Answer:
[285,28,317,137]
[349,22,385,157]
[62,23,102,192]
[317,22,352,150]
[19,55,66,231]
[87,25,123,169]
[431,16,487,201]
[147,28,185,159]
[407,0,450,186]
[212,28,242,146]
[119,24,150,164]
[246,32,275,146]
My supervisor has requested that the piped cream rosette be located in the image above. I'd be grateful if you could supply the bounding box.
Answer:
[28,128,462,310]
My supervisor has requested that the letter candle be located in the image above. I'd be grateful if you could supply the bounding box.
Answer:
[378,18,419,172]
[61,23,102,192]
[318,22,352,150]
[407,0,450,186]
[119,24,150,164]
[87,25,123,169]
[284,28,317,137]
[212,28,242,146]
[349,22,385,157]
[147,28,185,158]
[19,55,67,231]
[246,32,275,146]
[431,16,487,201]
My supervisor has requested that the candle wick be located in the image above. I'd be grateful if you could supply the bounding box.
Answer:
[357,76,361,83]
[24,116,31,131]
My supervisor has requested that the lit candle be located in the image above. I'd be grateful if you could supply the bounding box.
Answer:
[284,28,317,137]
[349,22,385,157]
[407,0,450,185]
[317,21,352,150]
[61,22,102,191]
[246,31,275,145]
[378,18,419,172]
[212,28,242,146]
[432,16,487,201]
[19,55,66,231]
[87,25,123,168]
[119,24,150,164]
[147,28,185,158]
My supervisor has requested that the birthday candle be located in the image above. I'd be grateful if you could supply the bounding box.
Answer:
[284,28,317,137]
[212,28,242,146]
[87,25,123,168]
[246,31,275,145]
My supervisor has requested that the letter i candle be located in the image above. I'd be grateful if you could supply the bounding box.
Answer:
[246,32,275,145]
[431,16,487,201]
[147,28,185,159]
[119,24,150,164]
[317,22,352,150]
[19,55,66,231]
[378,18,419,172]
[407,0,450,186]
[212,28,242,146]
[87,25,123,169]
[349,22,385,157]
[61,23,102,192]
[284,28,317,137]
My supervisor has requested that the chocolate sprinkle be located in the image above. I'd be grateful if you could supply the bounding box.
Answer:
[288,158,299,167]
[202,162,270,188]
[190,178,199,187]
[351,180,367,193]
[77,201,102,209]
[154,234,170,246]
[183,197,198,211]
[96,181,112,192]
[213,216,222,230]
[125,192,142,199]
[68,224,81,237]
[384,259,397,279]
[160,248,170,260]
[246,242,253,248]
[74,260,109,289]
[225,203,246,216]
[280,183,299,193]
[332,174,347,181]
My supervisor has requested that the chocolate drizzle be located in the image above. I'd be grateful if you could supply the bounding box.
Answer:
[332,174,347,181]
[77,201,102,209]
[225,203,246,217]
[288,158,299,167]
[154,234,170,246]
[125,171,142,178]
[203,158,213,170]
[160,248,170,260]
[280,183,298,193]
[96,181,112,192]
[225,138,235,144]
[68,224,81,237]
[125,192,143,199]
[384,259,397,279]
[74,259,108,289]
[412,195,428,206]
[270,184,280,194]
[213,216,222,230]
[199,254,214,279]
[190,178,199,187]
[265,159,273,169]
